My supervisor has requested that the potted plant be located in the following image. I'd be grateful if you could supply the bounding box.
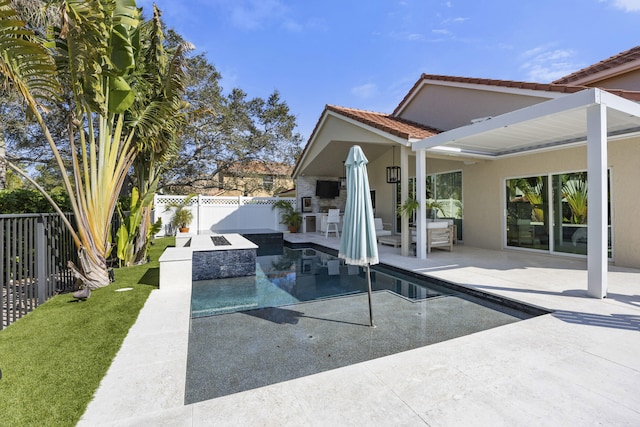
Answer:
[272,200,303,232]
[398,196,444,223]
[165,194,195,233]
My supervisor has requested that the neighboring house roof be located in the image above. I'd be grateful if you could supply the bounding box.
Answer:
[225,160,294,177]
[276,187,296,197]
[553,45,640,85]
[325,105,441,140]
[393,73,640,116]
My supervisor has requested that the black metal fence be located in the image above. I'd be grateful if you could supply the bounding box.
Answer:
[1,213,79,330]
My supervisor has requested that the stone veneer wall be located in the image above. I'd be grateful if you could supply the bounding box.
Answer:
[192,249,256,280]
[297,176,346,212]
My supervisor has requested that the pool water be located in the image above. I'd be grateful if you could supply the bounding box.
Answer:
[186,245,544,404]
[191,247,454,318]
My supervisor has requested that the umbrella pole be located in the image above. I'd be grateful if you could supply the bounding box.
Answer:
[366,264,375,327]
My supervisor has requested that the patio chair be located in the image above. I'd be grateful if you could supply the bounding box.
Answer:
[325,209,340,238]
[516,219,535,246]
[374,218,392,238]
[411,221,454,253]
[426,222,454,253]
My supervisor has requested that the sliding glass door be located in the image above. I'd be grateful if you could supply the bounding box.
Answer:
[551,171,611,257]
[506,170,611,257]
[505,176,549,250]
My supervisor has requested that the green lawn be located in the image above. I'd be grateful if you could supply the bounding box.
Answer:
[0,237,173,427]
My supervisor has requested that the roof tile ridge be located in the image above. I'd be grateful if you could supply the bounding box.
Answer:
[329,105,440,131]
[553,45,640,84]
[420,73,591,90]
[327,104,389,116]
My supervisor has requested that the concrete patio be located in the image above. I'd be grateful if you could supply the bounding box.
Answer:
[78,234,640,426]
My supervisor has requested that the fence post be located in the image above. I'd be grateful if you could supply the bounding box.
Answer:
[197,194,202,234]
[36,216,47,304]
[274,196,280,230]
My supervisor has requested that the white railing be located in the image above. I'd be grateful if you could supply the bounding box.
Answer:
[153,194,296,236]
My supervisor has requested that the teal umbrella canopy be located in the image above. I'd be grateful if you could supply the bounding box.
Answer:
[339,145,378,326]
[339,145,379,266]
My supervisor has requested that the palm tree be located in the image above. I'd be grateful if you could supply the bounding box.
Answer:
[116,5,190,266]
[0,0,187,289]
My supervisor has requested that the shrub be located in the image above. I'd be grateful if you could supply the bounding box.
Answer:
[0,188,72,214]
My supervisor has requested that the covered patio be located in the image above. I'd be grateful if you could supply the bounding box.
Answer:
[291,105,441,244]
[412,88,640,299]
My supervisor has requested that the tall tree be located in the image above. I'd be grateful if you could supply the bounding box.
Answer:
[160,52,303,194]
[0,0,69,188]
[117,5,190,266]
[0,0,187,290]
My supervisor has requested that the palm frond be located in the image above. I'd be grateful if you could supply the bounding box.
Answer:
[127,18,190,155]
[563,179,588,224]
[0,0,60,111]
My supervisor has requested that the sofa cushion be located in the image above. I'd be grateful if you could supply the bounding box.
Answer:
[426,221,448,229]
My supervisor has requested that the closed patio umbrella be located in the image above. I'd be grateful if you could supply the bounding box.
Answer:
[338,145,379,327]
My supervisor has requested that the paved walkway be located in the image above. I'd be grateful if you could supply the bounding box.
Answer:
[78,236,640,426]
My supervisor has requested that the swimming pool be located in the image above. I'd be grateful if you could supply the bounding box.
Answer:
[186,245,545,404]
[191,246,456,318]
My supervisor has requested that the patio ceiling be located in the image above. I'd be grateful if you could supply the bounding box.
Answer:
[412,88,640,158]
[299,140,393,177]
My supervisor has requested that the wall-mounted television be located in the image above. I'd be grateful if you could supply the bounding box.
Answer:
[315,180,340,198]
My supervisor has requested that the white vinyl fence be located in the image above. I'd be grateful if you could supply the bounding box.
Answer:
[153,194,296,236]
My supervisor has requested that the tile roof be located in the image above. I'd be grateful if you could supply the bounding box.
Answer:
[553,45,640,85]
[296,58,640,177]
[293,105,440,178]
[226,160,293,176]
[325,105,440,140]
[393,73,640,115]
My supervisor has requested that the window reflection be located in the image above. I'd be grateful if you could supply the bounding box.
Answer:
[552,171,611,257]
[506,171,611,258]
[506,176,549,250]
[398,171,463,241]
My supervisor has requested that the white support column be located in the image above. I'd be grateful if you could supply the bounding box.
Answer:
[400,145,410,256]
[587,103,608,299]
[416,150,427,259]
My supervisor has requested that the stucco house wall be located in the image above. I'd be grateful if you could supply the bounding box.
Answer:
[460,137,640,268]
[608,136,640,267]
[398,84,553,131]
[583,73,640,91]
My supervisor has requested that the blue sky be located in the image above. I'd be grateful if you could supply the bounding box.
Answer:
[137,0,640,144]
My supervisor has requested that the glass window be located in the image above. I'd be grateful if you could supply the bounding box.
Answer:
[397,171,462,240]
[435,171,462,221]
[506,170,611,258]
[263,175,274,191]
[551,171,611,257]
[505,176,549,250]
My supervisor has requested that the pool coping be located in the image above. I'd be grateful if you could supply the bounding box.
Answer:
[290,241,551,318]
[78,238,640,426]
